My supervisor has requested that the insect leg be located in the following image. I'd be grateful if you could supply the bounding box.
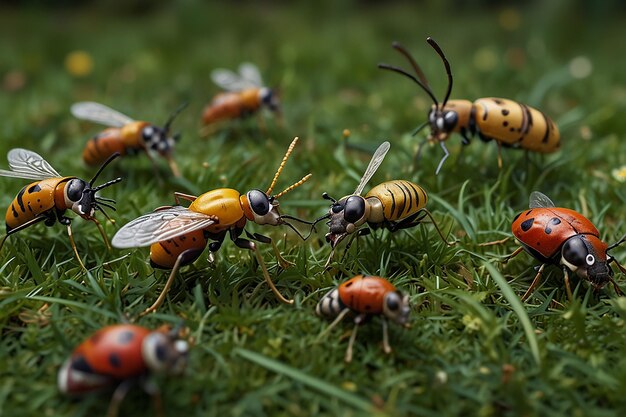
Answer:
[562,267,573,301]
[91,217,112,250]
[141,250,192,316]
[0,215,50,252]
[520,263,546,302]
[140,377,164,417]
[232,235,293,304]
[345,314,366,363]
[420,209,456,246]
[245,230,294,269]
[316,308,351,341]
[106,379,135,417]
[496,141,503,169]
[435,142,450,175]
[174,192,199,205]
[66,223,87,270]
[503,246,525,264]
[381,317,392,354]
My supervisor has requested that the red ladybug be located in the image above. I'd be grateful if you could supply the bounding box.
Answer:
[510,191,626,300]
[58,324,189,417]
[316,275,410,362]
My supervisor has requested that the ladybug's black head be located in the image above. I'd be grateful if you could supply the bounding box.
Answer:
[142,330,189,375]
[383,290,411,325]
[561,235,612,288]
[324,195,369,248]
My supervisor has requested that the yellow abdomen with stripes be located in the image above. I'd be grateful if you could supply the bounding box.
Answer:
[365,180,427,222]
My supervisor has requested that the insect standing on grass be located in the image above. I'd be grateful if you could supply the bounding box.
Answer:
[507,191,626,301]
[378,37,561,173]
[71,101,186,177]
[0,148,121,269]
[316,275,410,362]
[58,323,189,417]
[201,62,281,128]
[316,141,454,267]
[112,137,312,314]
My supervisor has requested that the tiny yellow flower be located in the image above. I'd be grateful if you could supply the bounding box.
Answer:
[65,51,94,77]
[612,165,626,183]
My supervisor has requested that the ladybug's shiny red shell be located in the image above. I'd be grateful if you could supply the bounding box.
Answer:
[512,207,600,261]
[58,324,151,394]
[338,275,397,315]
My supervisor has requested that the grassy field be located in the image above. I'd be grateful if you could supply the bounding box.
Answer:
[1,1,626,416]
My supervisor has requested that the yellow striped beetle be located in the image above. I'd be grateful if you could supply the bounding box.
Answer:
[316,141,454,266]
[379,37,560,173]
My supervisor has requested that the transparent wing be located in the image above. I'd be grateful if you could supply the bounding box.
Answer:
[238,62,263,87]
[71,102,135,127]
[529,191,555,208]
[353,141,391,195]
[0,148,61,180]
[111,206,216,248]
[211,66,258,91]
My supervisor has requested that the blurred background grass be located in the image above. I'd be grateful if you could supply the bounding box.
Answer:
[1,1,626,416]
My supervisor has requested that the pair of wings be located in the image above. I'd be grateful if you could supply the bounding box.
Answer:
[71,102,135,128]
[111,206,217,249]
[0,148,62,181]
[211,62,264,92]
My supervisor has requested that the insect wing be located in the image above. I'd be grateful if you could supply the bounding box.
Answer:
[112,206,216,248]
[71,102,135,127]
[0,148,61,180]
[529,191,555,209]
[353,141,391,196]
[238,62,263,87]
[211,65,259,92]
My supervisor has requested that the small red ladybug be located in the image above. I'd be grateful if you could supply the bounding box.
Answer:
[58,323,189,417]
[509,191,626,301]
[316,275,410,362]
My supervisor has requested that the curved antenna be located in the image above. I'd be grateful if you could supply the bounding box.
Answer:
[607,234,626,252]
[88,152,121,186]
[273,173,312,199]
[163,102,189,132]
[92,177,123,192]
[392,41,432,94]
[378,63,439,107]
[426,37,454,108]
[266,137,299,195]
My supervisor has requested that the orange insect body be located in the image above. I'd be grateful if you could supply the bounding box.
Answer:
[150,229,208,269]
[5,177,74,232]
[338,275,398,315]
[82,121,149,165]
[202,89,263,124]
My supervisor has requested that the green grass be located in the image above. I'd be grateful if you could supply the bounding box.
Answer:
[1,1,626,416]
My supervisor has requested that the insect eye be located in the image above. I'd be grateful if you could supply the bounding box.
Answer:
[331,203,343,214]
[66,179,85,202]
[248,189,270,216]
[586,254,595,265]
[443,111,458,129]
[343,196,365,224]
[142,126,155,140]
[386,293,400,311]
[562,237,589,267]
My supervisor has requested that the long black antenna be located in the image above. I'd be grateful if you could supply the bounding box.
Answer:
[89,153,121,186]
[426,37,454,108]
[378,63,439,108]
[164,102,189,132]
[392,41,433,95]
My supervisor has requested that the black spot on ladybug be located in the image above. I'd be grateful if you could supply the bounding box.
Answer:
[521,218,534,232]
[509,127,515,132]
[345,281,353,287]
[494,99,503,105]
[502,109,510,116]
[117,331,135,345]
[550,217,561,225]
[192,237,196,241]
[71,355,94,373]
[513,213,521,222]
[364,304,372,311]
[536,242,541,246]
[525,210,533,216]
[37,199,41,202]
[109,353,122,368]
[503,121,509,127]
[545,226,552,234]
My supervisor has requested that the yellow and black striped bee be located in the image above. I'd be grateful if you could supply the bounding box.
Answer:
[71,102,186,177]
[202,63,281,127]
[316,141,453,267]
[0,148,121,268]
[379,37,561,173]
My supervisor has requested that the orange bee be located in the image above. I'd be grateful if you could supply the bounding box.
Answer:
[72,102,186,177]
[202,63,280,127]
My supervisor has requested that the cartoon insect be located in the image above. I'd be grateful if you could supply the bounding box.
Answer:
[58,323,189,417]
[316,141,454,267]
[378,37,560,173]
[201,62,280,127]
[507,191,626,301]
[71,101,186,177]
[316,275,410,362]
[112,137,311,314]
[0,148,121,269]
